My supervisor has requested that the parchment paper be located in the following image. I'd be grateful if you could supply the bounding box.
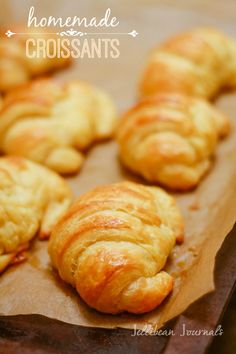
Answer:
[0,0,236,331]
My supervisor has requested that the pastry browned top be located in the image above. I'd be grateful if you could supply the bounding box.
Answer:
[0,79,117,174]
[49,181,184,314]
[0,156,72,273]
[140,28,236,99]
[117,93,229,190]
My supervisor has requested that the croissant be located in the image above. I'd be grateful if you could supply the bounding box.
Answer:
[117,93,229,190]
[0,28,70,92]
[140,28,236,99]
[0,79,116,174]
[0,156,72,273]
[49,181,184,314]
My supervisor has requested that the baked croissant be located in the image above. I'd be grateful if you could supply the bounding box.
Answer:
[0,79,116,174]
[117,93,229,190]
[49,181,184,314]
[0,28,70,92]
[140,28,236,99]
[0,156,72,273]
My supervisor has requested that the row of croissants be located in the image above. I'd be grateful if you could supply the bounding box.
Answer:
[0,27,235,315]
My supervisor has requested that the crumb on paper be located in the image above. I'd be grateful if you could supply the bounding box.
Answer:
[188,201,200,211]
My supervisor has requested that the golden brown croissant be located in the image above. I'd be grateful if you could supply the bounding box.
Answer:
[0,156,72,273]
[140,28,236,99]
[49,181,184,314]
[117,93,229,190]
[0,79,116,174]
[0,28,70,92]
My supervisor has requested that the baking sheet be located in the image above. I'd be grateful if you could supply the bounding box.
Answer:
[0,0,236,331]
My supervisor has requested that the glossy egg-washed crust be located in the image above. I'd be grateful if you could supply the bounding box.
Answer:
[0,79,117,174]
[0,27,71,93]
[0,156,72,273]
[117,93,229,190]
[49,181,184,314]
[140,28,236,99]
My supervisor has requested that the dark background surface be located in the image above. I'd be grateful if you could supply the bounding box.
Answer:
[208,290,236,354]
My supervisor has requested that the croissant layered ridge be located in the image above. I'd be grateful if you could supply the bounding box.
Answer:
[0,79,117,174]
[49,181,184,314]
[0,156,72,273]
[117,93,229,190]
[140,28,236,99]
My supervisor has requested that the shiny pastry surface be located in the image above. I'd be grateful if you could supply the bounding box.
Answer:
[49,181,184,314]
[0,79,117,174]
[0,156,72,273]
[117,93,229,190]
[140,28,236,99]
